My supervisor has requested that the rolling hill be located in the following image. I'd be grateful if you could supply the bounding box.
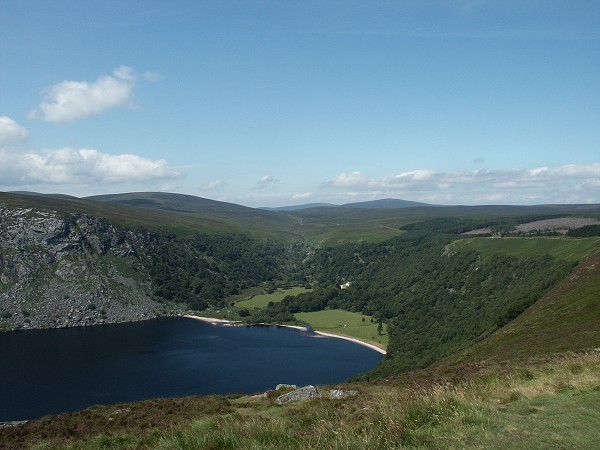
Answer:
[1,191,301,242]
[263,198,430,211]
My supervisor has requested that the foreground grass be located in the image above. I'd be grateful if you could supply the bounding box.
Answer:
[3,352,598,449]
[295,309,388,349]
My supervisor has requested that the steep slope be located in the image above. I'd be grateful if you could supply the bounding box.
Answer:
[440,249,600,367]
[0,204,163,331]
[0,195,289,331]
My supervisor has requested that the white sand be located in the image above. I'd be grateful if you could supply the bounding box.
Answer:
[312,331,387,355]
[181,315,384,354]
[182,314,236,325]
[182,315,307,331]
[277,324,308,332]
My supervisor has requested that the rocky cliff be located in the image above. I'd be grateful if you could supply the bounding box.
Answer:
[0,204,167,331]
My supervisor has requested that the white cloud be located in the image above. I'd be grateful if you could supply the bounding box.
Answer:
[0,147,179,185]
[291,192,314,200]
[28,66,145,123]
[201,180,227,191]
[112,65,135,81]
[258,174,277,185]
[324,164,600,204]
[327,171,370,188]
[0,116,28,143]
[387,169,437,184]
[254,174,278,189]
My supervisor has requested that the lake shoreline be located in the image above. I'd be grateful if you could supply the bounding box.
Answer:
[182,314,386,354]
[312,331,387,355]
[182,314,308,332]
[1,317,383,422]
[181,314,238,325]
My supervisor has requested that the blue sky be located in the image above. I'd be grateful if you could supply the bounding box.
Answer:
[1,1,599,207]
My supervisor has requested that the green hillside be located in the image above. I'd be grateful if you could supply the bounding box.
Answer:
[0,191,301,242]
[2,193,600,448]
[441,250,600,367]
[450,236,600,262]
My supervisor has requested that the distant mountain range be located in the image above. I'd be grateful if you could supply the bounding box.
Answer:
[8,191,600,216]
[261,198,431,211]
[9,191,79,200]
[86,192,259,215]
[10,192,429,211]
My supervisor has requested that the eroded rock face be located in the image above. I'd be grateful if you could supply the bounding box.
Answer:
[0,205,162,331]
[275,385,322,404]
[329,389,358,399]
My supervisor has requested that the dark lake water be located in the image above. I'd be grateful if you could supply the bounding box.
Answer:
[0,317,383,421]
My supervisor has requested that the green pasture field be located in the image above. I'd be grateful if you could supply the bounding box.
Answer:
[235,287,312,309]
[294,309,388,349]
[451,236,600,262]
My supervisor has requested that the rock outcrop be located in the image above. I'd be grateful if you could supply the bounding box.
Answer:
[275,385,322,404]
[275,384,297,391]
[329,389,358,399]
[0,204,166,331]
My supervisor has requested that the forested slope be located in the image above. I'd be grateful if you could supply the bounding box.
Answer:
[250,217,599,376]
[440,249,600,367]
[0,193,291,330]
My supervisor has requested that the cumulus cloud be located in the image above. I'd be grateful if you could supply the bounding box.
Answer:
[324,164,600,204]
[0,116,28,143]
[327,171,370,188]
[0,147,179,186]
[28,66,148,123]
[254,174,278,189]
[201,180,227,191]
[259,174,276,185]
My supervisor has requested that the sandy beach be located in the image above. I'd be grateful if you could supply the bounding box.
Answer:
[181,315,308,331]
[181,315,383,354]
[312,331,387,355]
[277,324,308,332]
[181,314,237,325]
